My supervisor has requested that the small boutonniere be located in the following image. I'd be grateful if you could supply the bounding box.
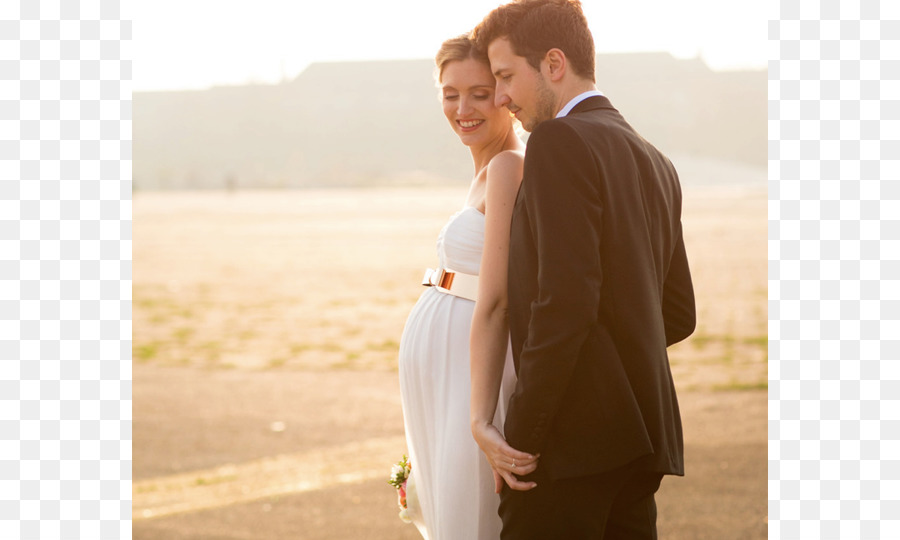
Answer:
[388,454,412,523]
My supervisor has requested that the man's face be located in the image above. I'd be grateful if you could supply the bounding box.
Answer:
[487,37,557,132]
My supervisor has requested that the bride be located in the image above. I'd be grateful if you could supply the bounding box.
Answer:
[397,35,538,539]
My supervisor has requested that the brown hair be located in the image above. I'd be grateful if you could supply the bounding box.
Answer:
[470,0,595,82]
[434,34,489,82]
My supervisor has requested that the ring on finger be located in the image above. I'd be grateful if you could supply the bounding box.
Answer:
[512,459,516,468]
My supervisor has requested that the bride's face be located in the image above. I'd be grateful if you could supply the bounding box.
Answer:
[440,58,513,148]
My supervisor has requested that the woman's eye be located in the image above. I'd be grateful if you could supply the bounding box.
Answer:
[473,94,490,100]
[444,95,459,101]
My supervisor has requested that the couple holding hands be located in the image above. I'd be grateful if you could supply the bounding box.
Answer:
[398,1,696,538]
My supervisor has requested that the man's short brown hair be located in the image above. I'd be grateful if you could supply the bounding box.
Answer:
[470,0,596,82]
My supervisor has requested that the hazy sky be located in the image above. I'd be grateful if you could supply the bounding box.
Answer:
[134,0,766,92]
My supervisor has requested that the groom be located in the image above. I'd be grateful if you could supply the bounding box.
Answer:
[471,0,696,538]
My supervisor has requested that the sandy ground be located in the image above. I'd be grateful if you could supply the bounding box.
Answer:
[132,185,767,387]
[132,365,765,539]
[133,185,767,538]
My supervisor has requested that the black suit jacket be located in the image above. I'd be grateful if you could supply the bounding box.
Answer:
[505,95,696,480]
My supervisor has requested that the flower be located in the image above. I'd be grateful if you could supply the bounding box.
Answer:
[388,454,412,523]
[390,464,406,484]
[387,455,411,490]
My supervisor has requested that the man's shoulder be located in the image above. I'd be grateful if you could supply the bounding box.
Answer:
[527,111,621,155]
[527,117,586,149]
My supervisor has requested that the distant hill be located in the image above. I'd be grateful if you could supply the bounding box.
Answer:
[133,53,765,190]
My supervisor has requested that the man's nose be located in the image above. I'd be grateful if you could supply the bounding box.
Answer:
[494,90,510,109]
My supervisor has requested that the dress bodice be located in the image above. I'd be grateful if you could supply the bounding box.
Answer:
[436,206,485,276]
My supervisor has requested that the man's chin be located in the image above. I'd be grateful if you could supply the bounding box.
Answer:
[521,118,539,132]
[519,112,555,133]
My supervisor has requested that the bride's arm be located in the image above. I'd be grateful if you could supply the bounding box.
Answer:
[469,150,538,492]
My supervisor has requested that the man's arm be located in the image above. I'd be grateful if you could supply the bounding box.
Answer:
[662,229,695,346]
[503,121,603,454]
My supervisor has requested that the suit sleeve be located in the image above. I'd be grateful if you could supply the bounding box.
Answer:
[504,121,604,454]
[662,228,696,346]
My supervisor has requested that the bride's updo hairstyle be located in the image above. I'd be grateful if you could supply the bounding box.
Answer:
[434,34,489,84]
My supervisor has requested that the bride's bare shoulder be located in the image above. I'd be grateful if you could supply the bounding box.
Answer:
[486,150,524,182]
[490,149,525,167]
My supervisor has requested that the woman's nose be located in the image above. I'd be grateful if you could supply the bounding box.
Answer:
[457,96,474,116]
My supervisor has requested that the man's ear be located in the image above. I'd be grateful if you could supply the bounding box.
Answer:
[544,48,567,82]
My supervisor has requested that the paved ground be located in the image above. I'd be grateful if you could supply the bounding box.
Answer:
[133,364,766,539]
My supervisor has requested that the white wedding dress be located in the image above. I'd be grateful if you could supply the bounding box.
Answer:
[398,206,517,540]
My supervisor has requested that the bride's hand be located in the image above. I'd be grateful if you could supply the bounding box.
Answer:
[472,422,539,492]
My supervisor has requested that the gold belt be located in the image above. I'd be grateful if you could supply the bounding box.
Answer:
[421,267,478,302]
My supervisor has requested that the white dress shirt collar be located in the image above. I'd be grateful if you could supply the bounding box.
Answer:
[555,90,605,118]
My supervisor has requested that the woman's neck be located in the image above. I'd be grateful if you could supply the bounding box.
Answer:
[469,128,524,174]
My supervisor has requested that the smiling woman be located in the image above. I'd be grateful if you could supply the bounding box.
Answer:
[395,34,527,539]
[437,41,513,153]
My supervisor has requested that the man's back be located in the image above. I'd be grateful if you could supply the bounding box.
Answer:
[505,95,696,479]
